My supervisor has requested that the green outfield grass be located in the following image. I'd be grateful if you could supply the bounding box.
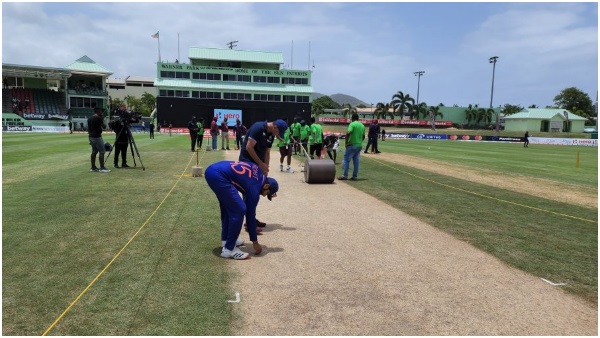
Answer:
[2,132,597,335]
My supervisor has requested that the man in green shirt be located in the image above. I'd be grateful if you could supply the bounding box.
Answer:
[309,116,323,159]
[338,113,365,181]
[300,120,310,156]
[277,123,294,173]
[291,117,302,155]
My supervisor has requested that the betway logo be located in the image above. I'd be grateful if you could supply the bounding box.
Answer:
[48,114,68,119]
[23,113,46,119]
[7,126,32,131]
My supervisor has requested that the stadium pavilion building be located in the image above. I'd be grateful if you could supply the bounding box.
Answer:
[3,45,312,132]
[155,47,313,129]
[2,55,112,131]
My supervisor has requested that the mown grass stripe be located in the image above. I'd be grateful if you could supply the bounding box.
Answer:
[367,157,597,223]
[42,150,204,335]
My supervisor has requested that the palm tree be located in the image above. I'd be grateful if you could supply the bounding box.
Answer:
[428,105,443,130]
[476,107,494,127]
[391,91,415,120]
[374,102,392,119]
[414,102,429,120]
[373,102,385,119]
[341,103,356,118]
[383,103,393,120]
[311,101,325,117]
[429,106,443,119]
[464,104,478,128]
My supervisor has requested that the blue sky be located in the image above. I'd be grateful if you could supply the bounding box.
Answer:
[2,2,598,108]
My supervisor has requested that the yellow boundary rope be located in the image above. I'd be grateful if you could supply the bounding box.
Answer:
[367,157,597,224]
[42,151,203,335]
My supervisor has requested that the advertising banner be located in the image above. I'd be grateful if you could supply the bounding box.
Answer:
[385,133,410,139]
[318,117,453,127]
[410,133,448,140]
[22,113,69,120]
[530,137,598,147]
[448,135,486,141]
[2,125,69,132]
[3,125,33,132]
[214,109,242,127]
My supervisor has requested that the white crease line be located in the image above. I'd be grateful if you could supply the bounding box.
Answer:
[541,278,566,286]
[227,292,241,303]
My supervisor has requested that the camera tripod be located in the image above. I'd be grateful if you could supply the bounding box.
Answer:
[106,122,145,170]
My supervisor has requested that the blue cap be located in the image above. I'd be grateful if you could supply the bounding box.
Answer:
[274,119,288,137]
[266,177,279,201]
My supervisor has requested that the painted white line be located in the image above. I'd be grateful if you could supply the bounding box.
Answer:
[541,278,566,286]
[227,292,241,303]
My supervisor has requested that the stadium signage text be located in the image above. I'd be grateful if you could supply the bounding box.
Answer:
[318,117,452,127]
[160,64,309,78]
[4,126,32,132]
[22,113,69,120]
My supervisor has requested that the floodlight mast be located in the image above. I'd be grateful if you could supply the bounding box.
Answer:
[227,40,238,49]
[489,56,499,132]
[489,56,499,108]
[414,71,425,106]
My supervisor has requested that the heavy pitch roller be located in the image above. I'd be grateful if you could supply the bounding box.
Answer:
[300,144,336,184]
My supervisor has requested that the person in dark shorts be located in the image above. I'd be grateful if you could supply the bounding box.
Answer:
[87,107,110,173]
[239,119,288,231]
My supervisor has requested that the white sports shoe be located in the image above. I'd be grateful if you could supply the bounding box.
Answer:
[222,238,245,247]
[286,166,294,173]
[221,247,250,260]
[280,164,284,172]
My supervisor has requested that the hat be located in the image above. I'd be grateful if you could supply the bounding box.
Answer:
[274,119,288,136]
[266,177,279,201]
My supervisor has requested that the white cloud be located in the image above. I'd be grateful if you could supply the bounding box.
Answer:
[2,2,597,108]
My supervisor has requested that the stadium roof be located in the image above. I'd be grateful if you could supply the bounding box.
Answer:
[125,76,154,83]
[504,108,586,120]
[188,47,284,65]
[2,63,72,80]
[65,55,112,75]
[155,78,312,94]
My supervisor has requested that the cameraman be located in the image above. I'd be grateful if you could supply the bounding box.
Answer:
[109,115,131,168]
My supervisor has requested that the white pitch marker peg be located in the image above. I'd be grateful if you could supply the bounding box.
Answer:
[541,278,566,286]
[227,292,241,303]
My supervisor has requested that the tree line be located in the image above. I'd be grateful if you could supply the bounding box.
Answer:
[109,86,596,127]
[312,87,596,127]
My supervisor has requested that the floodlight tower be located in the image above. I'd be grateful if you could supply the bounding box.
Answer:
[227,40,239,49]
[414,71,425,106]
[489,56,499,108]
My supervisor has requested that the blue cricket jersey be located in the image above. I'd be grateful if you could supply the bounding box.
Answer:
[239,121,275,164]
[205,161,267,241]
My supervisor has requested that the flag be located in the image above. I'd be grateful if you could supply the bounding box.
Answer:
[151,31,159,39]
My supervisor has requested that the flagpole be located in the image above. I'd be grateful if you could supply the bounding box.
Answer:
[178,33,180,62]
[158,35,161,62]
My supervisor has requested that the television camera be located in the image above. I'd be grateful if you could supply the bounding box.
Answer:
[106,108,145,170]
[113,108,142,125]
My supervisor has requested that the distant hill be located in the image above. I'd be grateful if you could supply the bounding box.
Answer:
[312,92,368,107]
